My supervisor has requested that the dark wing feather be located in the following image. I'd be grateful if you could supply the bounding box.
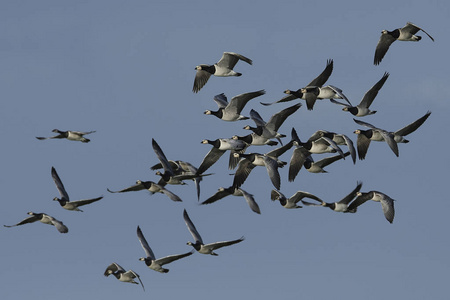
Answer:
[307,59,333,87]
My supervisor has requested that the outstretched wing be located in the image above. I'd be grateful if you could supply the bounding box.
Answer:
[104,262,124,276]
[394,111,431,137]
[374,32,397,65]
[51,167,70,201]
[217,52,252,69]
[183,209,203,244]
[307,59,333,87]
[137,226,156,260]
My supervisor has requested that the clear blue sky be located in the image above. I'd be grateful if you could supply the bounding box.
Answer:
[1,1,448,299]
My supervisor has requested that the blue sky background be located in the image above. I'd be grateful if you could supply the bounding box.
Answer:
[1,1,448,299]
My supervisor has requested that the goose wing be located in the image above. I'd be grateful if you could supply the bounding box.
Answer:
[374,32,397,65]
[355,132,371,160]
[326,85,351,106]
[155,250,194,266]
[314,152,350,169]
[158,185,182,202]
[203,236,245,251]
[262,156,281,190]
[49,216,68,233]
[232,158,256,188]
[217,52,252,69]
[238,188,261,214]
[201,187,232,205]
[51,167,70,201]
[340,134,357,164]
[104,262,124,276]
[4,214,40,227]
[394,111,431,137]
[213,93,229,108]
[260,93,299,106]
[290,191,323,204]
[193,68,212,93]
[183,209,203,245]
[136,226,156,260]
[404,22,434,41]
[338,181,363,204]
[107,181,148,193]
[379,193,395,223]
[288,147,309,182]
[197,146,226,175]
[125,270,145,291]
[307,59,333,87]
[71,196,103,207]
[266,104,301,132]
[359,72,389,108]
[229,90,265,114]
[151,139,174,177]
[347,192,373,211]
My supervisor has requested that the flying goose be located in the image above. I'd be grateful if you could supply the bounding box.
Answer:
[104,262,145,291]
[51,167,103,212]
[331,72,390,117]
[353,119,399,160]
[270,189,322,209]
[107,180,182,202]
[308,130,356,163]
[298,85,349,110]
[205,90,266,121]
[183,209,244,255]
[137,226,193,273]
[36,129,95,143]
[289,149,350,181]
[243,104,301,144]
[4,212,68,233]
[201,186,261,214]
[193,52,252,93]
[374,22,434,65]
[232,133,278,147]
[260,59,350,110]
[301,181,363,213]
[150,160,212,200]
[291,128,345,156]
[347,191,395,223]
[232,141,293,190]
[197,138,248,174]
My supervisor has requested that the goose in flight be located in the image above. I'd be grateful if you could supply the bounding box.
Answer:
[260,59,350,110]
[201,186,261,215]
[107,180,182,202]
[347,191,395,223]
[183,209,244,256]
[193,52,252,93]
[301,181,363,213]
[232,141,293,190]
[270,189,322,209]
[4,212,68,233]
[104,262,145,291]
[244,103,301,145]
[205,90,266,121]
[353,119,399,160]
[150,160,212,200]
[331,72,390,117]
[374,22,434,65]
[197,138,248,174]
[36,129,95,143]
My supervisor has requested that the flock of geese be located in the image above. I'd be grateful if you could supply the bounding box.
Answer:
[4,22,434,291]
